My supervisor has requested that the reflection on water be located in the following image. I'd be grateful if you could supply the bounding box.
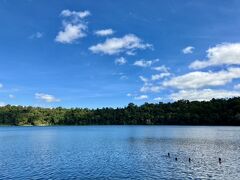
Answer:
[0,126,240,179]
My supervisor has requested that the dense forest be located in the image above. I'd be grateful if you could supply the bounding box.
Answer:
[0,97,240,126]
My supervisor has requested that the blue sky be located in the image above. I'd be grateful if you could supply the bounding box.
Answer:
[1,0,240,108]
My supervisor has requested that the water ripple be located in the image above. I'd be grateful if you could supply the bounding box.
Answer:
[0,126,240,179]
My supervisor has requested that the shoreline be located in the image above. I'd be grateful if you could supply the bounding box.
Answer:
[1,124,240,127]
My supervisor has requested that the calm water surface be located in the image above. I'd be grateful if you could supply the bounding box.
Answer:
[0,126,240,179]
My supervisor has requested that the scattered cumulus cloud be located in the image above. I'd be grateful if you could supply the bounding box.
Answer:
[151,72,170,81]
[234,84,240,89]
[114,72,128,80]
[120,75,128,80]
[163,67,240,89]
[153,97,162,101]
[152,65,169,72]
[126,51,136,56]
[134,60,153,67]
[0,102,5,107]
[136,65,170,93]
[182,46,194,54]
[189,43,240,69]
[61,9,90,19]
[127,93,132,97]
[170,89,240,101]
[29,32,43,39]
[134,59,159,68]
[55,24,87,44]
[94,29,114,36]
[128,42,240,101]
[115,57,127,65]
[35,93,61,103]
[55,9,90,44]
[134,95,148,100]
[140,85,162,93]
[139,76,148,83]
[138,77,163,92]
[9,94,15,99]
[0,83,3,88]
[138,73,165,93]
[89,34,152,55]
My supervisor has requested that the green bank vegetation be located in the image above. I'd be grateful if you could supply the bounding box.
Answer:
[0,97,240,126]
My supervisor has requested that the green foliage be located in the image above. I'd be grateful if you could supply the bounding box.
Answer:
[1,97,240,125]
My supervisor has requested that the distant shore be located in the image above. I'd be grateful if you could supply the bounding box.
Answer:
[0,97,240,126]
[1,124,240,127]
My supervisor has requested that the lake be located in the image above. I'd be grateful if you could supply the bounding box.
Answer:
[0,126,240,179]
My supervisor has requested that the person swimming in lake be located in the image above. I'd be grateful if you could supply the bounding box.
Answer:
[219,158,222,164]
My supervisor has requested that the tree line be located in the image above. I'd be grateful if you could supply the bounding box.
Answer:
[0,97,240,126]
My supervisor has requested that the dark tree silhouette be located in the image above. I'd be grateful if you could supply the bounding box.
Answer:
[0,97,240,126]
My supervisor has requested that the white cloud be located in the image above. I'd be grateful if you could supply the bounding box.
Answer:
[126,51,136,56]
[234,84,240,90]
[134,95,148,100]
[35,93,60,103]
[152,65,169,72]
[89,34,152,55]
[163,67,240,89]
[134,60,152,67]
[134,58,159,68]
[139,74,164,93]
[127,93,132,97]
[140,85,162,93]
[94,29,114,36]
[29,32,43,39]
[139,76,148,83]
[182,46,194,54]
[120,75,128,80]
[55,10,90,44]
[0,83,3,88]
[151,72,170,81]
[170,89,240,101]
[115,57,127,65]
[55,24,87,44]
[189,43,240,69]
[9,94,15,99]
[0,102,5,107]
[153,97,162,101]
[61,10,90,19]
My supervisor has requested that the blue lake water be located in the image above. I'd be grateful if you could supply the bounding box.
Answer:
[0,126,240,179]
